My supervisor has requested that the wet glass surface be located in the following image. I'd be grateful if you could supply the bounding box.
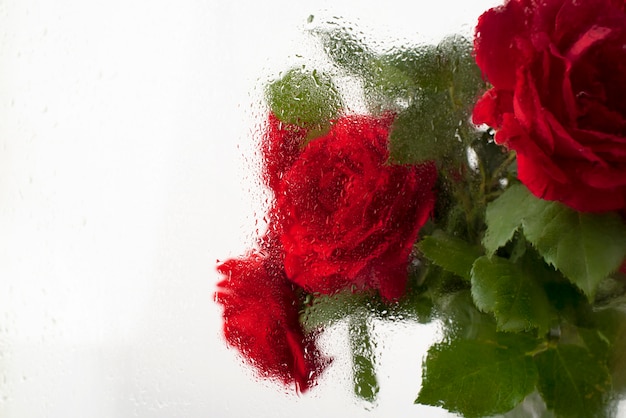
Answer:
[3,1,624,417]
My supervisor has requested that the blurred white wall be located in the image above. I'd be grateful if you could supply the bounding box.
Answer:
[0,1,501,417]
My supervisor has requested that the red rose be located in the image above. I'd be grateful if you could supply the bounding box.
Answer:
[275,115,437,301]
[473,0,626,212]
[215,254,328,392]
[261,113,309,193]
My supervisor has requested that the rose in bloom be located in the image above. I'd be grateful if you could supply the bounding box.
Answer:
[261,113,309,193]
[215,253,328,392]
[473,0,626,212]
[275,114,437,301]
[260,113,310,246]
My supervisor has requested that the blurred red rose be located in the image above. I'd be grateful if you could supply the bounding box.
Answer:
[261,113,309,193]
[275,114,437,301]
[473,0,626,212]
[215,254,327,392]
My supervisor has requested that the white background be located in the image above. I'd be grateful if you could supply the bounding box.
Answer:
[0,1,515,417]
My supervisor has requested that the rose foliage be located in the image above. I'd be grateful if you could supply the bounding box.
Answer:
[216,1,626,417]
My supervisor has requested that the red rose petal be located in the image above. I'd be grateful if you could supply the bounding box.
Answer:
[473,88,514,128]
[262,113,309,193]
[474,0,531,90]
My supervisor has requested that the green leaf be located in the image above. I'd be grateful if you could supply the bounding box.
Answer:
[362,58,417,112]
[484,184,626,301]
[438,35,486,105]
[497,391,555,418]
[535,344,612,418]
[471,255,552,333]
[522,200,626,301]
[611,332,626,397]
[349,315,379,403]
[435,289,499,341]
[387,36,484,165]
[313,27,374,76]
[418,230,483,280]
[482,184,542,255]
[266,68,342,127]
[592,305,626,395]
[417,337,538,417]
[595,277,626,305]
[388,96,462,164]
[578,327,611,361]
[392,273,435,324]
[543,280,592,325]
[300,291,367,333]
[387,35,484,102]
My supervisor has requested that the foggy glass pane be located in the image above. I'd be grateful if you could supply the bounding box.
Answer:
[2,1,625,417]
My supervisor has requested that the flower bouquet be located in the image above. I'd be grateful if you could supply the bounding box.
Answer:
[215,0,626,416]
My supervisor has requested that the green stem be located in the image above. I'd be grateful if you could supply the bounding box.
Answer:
[349,314,379,403]
[488,151,516,190]
[526,340,553,357]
